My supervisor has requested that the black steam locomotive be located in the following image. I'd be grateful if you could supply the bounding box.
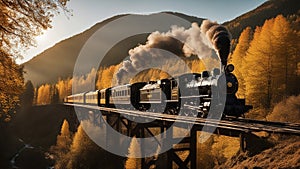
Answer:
[65,64,252,118]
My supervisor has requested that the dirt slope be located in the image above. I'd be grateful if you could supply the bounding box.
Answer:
[220,137,300,169]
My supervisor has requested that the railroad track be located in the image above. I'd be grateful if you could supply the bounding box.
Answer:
[229,117,300,130]
[65,103,300,136]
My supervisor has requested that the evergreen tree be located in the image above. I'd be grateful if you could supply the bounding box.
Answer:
[20,80,34,108]
[51,85,59,104]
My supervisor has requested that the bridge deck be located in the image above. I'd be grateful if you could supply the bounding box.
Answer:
[64,103,300,136]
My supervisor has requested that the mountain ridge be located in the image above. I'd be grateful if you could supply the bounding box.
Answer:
[223,0,299,38]
[23,12,204,86]
[23,0,299,86]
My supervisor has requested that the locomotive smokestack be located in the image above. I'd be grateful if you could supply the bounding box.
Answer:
[201,20,231,68]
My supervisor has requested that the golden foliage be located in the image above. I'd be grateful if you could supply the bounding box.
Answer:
[267,95,300,123]
[66,124,93,169]
[197,132,215,169]
[125,137,142,169]
[56,78,72,102]
[96,65,120,89]
[36,84,51,105]
[0,50,24,121]
[0,0,70,57]
[50,119,72,169]
[232,15,300,119]
[229,27,253,97]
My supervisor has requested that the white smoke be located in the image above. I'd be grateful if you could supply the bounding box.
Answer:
[116,20,231,84]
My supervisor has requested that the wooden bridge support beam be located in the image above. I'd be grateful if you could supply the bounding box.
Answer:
[190,127,197,169]
[239,132,246,152]
[106,113,122,152]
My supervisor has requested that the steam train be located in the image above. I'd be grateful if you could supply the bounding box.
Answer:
[64,23,252,118]
[64,64,252,118]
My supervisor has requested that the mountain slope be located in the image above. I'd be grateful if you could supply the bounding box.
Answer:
[23,13,204,86]
[23,14,127,86]
[23,0,299,86]
[223,0,300,39]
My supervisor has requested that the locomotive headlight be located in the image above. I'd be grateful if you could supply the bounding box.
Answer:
[227,82,233,88]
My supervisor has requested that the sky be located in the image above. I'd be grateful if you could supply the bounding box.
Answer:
[17,0,267,64]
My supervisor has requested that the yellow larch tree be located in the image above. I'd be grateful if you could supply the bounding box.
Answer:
[50,119,72,169]
[125,136,142,169]
[230,27,253,97]
[242,18,275,119]
[271,15,298,102]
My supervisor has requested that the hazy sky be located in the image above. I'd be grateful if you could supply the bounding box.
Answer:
[18,0,267,64]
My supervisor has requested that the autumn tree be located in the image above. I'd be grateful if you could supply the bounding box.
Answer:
[125,137,142,169]
[211,136,240,166]
[56,78,72,102]
[50,119,72,169]
[36,84,51,105]
[271,15,299,101]
[65,123,121,169]
[0,50,24,122]
[0,0,70,121]
[242,19,275,119]
[230,27,253,97]
[197,133,214,169]
[240,15,299,119]
[267,94,300,123]
[0,0,70,57]
[72,68,97,93]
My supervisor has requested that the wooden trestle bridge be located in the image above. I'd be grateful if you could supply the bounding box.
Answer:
[64,103,300,169]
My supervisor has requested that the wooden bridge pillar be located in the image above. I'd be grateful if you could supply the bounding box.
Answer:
[190,127,197,169]
[106,113,122,152]
[240,132,246,152]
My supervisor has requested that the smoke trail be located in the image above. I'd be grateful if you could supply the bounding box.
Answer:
[201,20,231,66]
[116,20,231,84]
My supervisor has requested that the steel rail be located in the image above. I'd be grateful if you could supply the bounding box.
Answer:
[64,103,300,136]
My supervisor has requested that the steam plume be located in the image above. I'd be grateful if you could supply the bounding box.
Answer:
[116,20,231,84]
[201,20,231,66]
